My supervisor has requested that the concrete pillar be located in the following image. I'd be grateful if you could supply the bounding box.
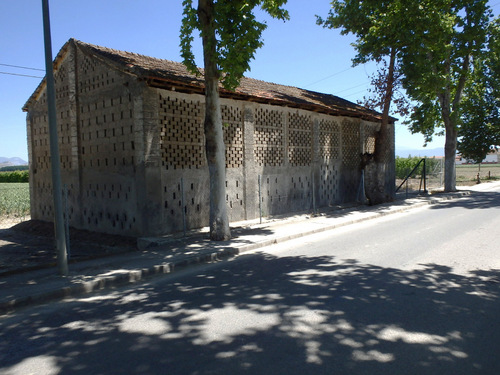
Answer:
[133,84,163,236]
[242,105,258,220]
[67,42,82,227]
[312,117,320,212]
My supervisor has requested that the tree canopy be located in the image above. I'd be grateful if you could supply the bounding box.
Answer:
[320,0,493,192]
[458,18,500,163]
[401,0,492,190]
[180,0,289,91]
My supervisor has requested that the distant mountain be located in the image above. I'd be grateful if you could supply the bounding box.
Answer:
[0,157,28,167]
[395,147,444,158]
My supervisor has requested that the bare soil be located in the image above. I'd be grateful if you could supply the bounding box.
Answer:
[0,219,137,276]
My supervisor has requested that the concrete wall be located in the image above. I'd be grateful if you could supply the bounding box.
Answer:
[26,45,389,237]
[145,88,382,235]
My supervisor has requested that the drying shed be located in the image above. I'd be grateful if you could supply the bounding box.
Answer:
[23,39,395,236]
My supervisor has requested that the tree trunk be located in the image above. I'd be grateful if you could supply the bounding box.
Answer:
[444,122,458,192]
[439,88,458,192]
[365,48,396,205]
[198,0,231,240]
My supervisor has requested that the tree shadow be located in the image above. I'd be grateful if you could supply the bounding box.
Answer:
[0,221,137,275]
[1,254,498,374]
[430,190,500,210]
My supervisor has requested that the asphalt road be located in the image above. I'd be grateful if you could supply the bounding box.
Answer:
[1,185,499,375]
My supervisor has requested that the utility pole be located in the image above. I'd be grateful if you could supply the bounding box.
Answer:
[41,0,68,276]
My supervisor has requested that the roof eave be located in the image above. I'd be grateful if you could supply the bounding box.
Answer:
[145,76,388,123]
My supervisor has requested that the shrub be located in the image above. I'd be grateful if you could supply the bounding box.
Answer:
[395,156,440,180]
[0,170,29,183]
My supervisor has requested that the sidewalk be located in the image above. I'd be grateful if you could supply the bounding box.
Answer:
[0,186,484,315]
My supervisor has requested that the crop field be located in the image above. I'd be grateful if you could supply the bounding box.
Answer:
[0,182,30,220]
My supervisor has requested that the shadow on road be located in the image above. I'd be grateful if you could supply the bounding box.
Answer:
[1,253,499,374]
[431,190,500,210]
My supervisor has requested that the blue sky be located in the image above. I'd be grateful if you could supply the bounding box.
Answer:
[1,0,499,161]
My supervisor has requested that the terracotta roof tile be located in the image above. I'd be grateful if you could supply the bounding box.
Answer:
[25,39,388,122]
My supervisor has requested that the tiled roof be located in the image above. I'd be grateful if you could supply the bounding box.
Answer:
[24,39,388,123]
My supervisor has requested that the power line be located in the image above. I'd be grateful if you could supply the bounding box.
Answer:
[0,63,45,72]
[303,67,353,88]
[0,71,43,79]
[335,82,369,95]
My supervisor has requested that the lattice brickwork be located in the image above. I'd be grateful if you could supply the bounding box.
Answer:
[363,123,378,155]
[319,119,340,162]
[288,112,312,166]
[254,108,284,166]
[222,105,243,169]
[159,94,205,170]
[342,120,361,170]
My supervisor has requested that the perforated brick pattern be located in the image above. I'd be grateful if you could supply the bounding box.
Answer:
[159,94,205,170]
[320,163,339,205]
[254,108,284,166]
[81,182,137,231]
[30,103,50,173]
[363,123,378,155]
[342,119,361,170]
[319,119,340,162]
[288,112,312,166]
[222,105,243,169]
[29,61,76,222]
[79,55,117,94]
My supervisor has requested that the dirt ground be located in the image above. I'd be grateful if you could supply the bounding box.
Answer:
[0,216,137,276]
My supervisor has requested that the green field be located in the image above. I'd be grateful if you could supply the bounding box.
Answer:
[0,183,30,218]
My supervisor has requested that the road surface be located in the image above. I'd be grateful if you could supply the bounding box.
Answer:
[1,184,499,374]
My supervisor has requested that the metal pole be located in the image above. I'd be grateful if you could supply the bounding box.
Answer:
[42,0,68,276]
[423,158,428,194]
[311,170,317,213]
[64,184,70,259]
[258,175,262,224]
[181,178,186,236]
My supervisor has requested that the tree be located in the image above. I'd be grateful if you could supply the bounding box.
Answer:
[317,0,413,205]
[401,0,492,191]
[458,18,500,164]
[180,0,289,240]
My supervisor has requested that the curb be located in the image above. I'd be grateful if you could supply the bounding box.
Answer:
[0,246,240,315]
[0,191,470,315]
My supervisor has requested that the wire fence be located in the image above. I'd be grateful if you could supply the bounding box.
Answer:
[396,160,500,195]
